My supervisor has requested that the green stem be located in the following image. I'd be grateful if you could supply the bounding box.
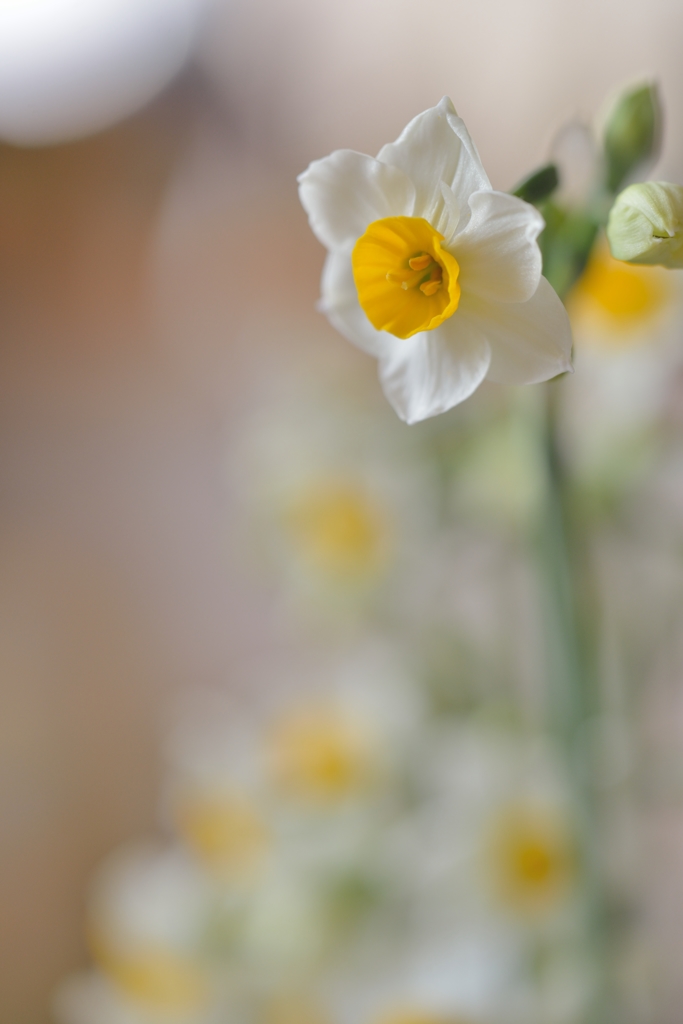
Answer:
[537,382,609,1023]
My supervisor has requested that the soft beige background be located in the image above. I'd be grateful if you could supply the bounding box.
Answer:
[202,0,683,185]
[2,1,683,1021]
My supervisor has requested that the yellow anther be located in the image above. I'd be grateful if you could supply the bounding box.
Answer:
[387,262,443,294]
[408,253,432,271]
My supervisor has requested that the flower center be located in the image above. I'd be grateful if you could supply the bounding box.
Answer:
[267,705,378,803]
[486,804,575,915]
[91,939,208,1013]
[175,790,271,881]
[286,480,391,581]
[569,241,672,342]
[581,257,666,320]
[387,251,443,296]
[352,216,460,340]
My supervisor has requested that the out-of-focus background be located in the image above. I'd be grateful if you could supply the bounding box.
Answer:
[3,2,683,1023]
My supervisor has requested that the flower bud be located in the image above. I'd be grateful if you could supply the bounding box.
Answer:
[603,83,660,193]
[607,182,683,268]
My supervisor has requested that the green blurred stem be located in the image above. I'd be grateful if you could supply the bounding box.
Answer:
[537,382,608,1023]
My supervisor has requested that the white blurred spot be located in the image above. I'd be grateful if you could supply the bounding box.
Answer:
[0,0,209,145]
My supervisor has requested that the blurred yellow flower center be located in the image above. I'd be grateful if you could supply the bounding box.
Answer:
[92,940,207,1013]
[176,791,270,880]
[287,481,390,580]
[352,216,461,339]
[570,244,671,341]
[582,259,664,320]
[268,706,377,803]
[487,805,575,915]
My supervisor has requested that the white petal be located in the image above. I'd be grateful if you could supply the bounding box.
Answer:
[377,318,491,424]
[453,190,544,303]
[377,97,490,231]
[320,251,394,358]
[298,150,415,252]
[459,277,573,386]
[435,181,461,241]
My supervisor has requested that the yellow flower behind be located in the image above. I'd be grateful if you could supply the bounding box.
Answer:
[175,789,271,882]
[90,937,208,1015]
[484,802,576,917]
[286,479,392,583]
[568,239,673,347]
[268,704,379,804]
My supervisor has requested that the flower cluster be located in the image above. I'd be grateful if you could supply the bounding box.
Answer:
[55,651,585,1024]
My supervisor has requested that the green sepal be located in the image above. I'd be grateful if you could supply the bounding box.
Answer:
[512,163,560,205]
[538,201,598,301]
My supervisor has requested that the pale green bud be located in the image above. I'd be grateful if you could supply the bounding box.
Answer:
[603,83,660,193]
[607,181,683,268]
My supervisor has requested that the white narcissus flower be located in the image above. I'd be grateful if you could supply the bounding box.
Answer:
[82,844,213,1017]
[298,97,573,423]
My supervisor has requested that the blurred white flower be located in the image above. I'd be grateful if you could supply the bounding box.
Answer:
[562,238,683,488]
[0,0,208,145]
[174,784,272,885]
[298,97,572,423]
[482,800,576,919]
[229,366,438,619]
[266,647,425,806]
[170,646,424,821]
[330,928,521,1024]
[53,971,220,1024]
[163,697,276,889]
[403,723,578,929]
[266,701,383,805]
[83,844,212,1017]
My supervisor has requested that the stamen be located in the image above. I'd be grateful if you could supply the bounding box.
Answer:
[408,253,432,271]
[387,259,444,294]
[386,268,431,288]
[420,279,442,296]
